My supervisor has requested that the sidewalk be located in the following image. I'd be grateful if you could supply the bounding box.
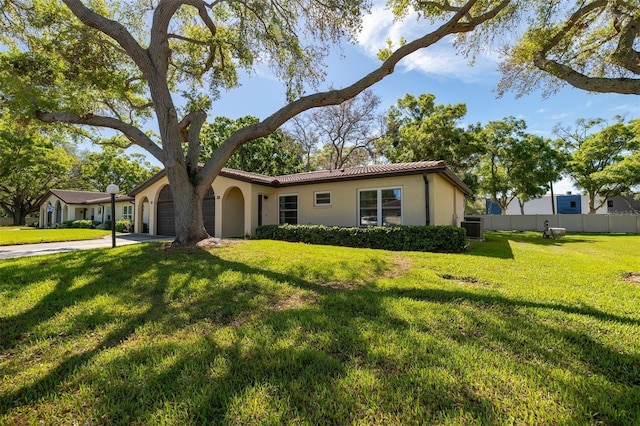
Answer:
[0,234,172,260]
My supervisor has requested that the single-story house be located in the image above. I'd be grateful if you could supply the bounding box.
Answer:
[129,161,472,238]
[39,189,135,228]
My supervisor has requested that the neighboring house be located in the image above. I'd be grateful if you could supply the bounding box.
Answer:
[485,192,607,215]
[607,195,640,214]
[130,161,472,238]
[39,189,135,228]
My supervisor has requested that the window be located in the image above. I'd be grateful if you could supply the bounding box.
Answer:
[570,201,577,208]
[279,194,298,224]
[123,205,133,220]
[607,200,614,208]
[314,192,331,206]
[358,188,402,226]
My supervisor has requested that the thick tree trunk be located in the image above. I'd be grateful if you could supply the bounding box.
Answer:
[166,166,210,246]
[15,210,27,226]
[589,192,597,214]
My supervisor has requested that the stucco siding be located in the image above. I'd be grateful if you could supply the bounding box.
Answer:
[265,175,428,228]
[133,168,467,237]
[429,174,463,226]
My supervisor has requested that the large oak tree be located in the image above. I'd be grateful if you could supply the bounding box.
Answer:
[0,0,512,245]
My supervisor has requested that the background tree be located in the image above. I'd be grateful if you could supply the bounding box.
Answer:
[200,116,304,176]
[556,117,640,213]
[493,0,640,96]
[0,0,512,245]
[288,116,320,172]
[290,89,382,170]
[78,144,161,194]
[509,135,567,214]
[379,93,481,191]
[0,114,74,225]
[475,117,564,214]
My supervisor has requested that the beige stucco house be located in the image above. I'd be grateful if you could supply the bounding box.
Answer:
[39,189,135,228]
[130,161,472,238]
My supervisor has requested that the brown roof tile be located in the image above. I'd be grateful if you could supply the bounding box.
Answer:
[131,161,472,195]
[49,189,134,205]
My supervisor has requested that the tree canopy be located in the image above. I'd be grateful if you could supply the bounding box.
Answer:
[0,112,75,225]
[475,117,564,214]
[379,93,480,190]
[494,0,640,96]
[556,117,640,213]
[200,116,304,176]
[0,0,513,245]
[78,145,161,194]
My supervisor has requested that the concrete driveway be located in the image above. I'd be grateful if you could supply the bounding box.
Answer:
[0,234,173,260]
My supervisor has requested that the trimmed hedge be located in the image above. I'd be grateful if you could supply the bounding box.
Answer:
[58,220,98,229]
[97,219,133,232]
[255,224,467,253]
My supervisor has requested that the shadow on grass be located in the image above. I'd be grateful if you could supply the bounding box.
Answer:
[467,231,601,259]
[1,243,639,424]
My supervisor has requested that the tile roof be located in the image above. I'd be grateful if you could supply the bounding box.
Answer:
[220,161,447,185]
[131,160,472,195]
[49,189,134,205]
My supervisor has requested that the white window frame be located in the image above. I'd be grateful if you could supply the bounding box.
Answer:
[278,193,298,225]
[357,187,403,226]
[123,205,133,221]
[314,191,332,207]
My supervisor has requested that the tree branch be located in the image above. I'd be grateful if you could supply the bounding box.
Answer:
[533,0,640,95]
[612,15,640,74]
[179,110,207,177]
[61,0,152,75]
[533,54,640,94]
[35,111,164,162]
[200,0,507,185]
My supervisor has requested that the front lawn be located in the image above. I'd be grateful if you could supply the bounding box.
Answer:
[0,227,111,246]
[1,232,639,424]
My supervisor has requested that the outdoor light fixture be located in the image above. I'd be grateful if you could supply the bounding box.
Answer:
[106,184,119,248]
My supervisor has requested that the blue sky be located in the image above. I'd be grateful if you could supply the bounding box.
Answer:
[141,3,640,193]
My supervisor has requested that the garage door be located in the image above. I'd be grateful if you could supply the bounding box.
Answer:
[156,186,175,236]
[156,185,216,236]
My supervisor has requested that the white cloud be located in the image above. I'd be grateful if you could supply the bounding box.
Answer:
[550,112,571,120]
[609,103,640,115]
[356,4,499,83]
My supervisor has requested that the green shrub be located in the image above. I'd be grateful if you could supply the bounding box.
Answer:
[255,224,467,253]
[58,219,96,229]
[116,219,132,233]
[96,221,110,230]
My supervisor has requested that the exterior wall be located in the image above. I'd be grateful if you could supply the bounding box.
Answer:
[608,195,640,214]
[429,173,464,226]
[133,178,168,235]
[135,172,466,237]
[39,193,131,228]
[262,174,430,229]
[213,175,261,238]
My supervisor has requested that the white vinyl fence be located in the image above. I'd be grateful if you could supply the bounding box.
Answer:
[0,217,38,226]
[470,214,640,234]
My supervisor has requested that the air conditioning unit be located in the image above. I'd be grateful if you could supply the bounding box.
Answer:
[462,217,484,240]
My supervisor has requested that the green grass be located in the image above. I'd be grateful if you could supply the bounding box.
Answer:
[1,232,639,424]
[0,228,110,245]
